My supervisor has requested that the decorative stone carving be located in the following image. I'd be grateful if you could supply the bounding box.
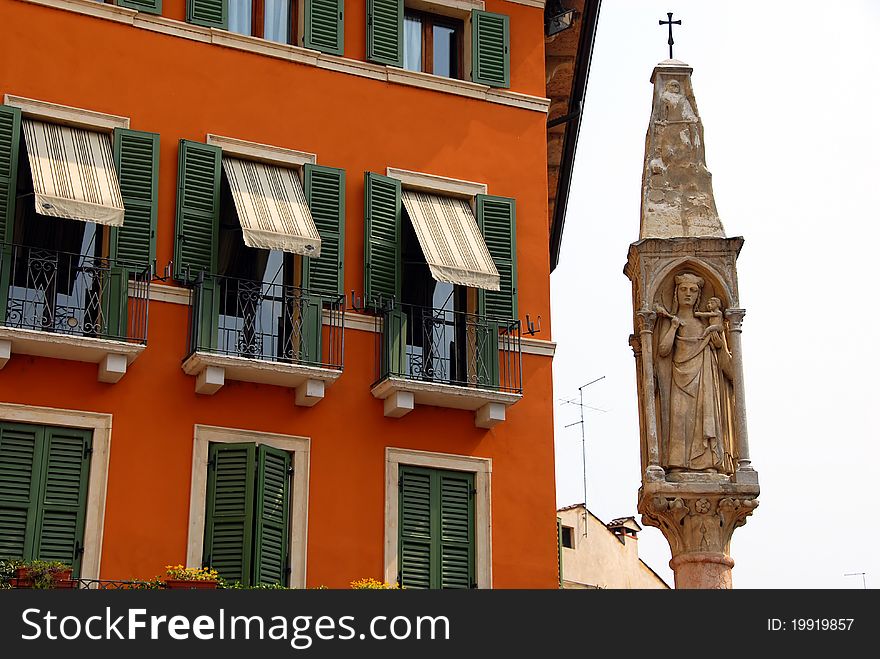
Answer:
[654,270,736,476]
[641,493,758,557]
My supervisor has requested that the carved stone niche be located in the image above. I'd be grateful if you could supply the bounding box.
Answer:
[625,236,757,487]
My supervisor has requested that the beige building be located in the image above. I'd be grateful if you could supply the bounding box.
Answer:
[557,504,669,589]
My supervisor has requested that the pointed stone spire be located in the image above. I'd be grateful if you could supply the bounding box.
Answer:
[640,60,725,239]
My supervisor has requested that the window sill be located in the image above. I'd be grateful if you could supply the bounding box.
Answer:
[371,376,521,428]
[0,326,145,383]
[182,351,341,406]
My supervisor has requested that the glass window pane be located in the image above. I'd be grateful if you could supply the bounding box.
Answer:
[263,0,291,44]
[433,24,456,78]
[404,15,422,72]
[229,0,253,37]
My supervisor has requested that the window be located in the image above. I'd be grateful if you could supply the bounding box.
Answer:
[366,5,511,89]
[203,441,292,586]
[228,0,295,44]
[364,172,519,392]
[403,10,463,79]
[0,421,92,577]
[398,465,475,589]
[561,525,574,549]
[185,0,344,55]
[175,138,346,369]
[0,106,157,344]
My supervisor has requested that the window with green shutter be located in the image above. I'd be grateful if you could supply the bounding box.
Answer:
[203,441,293,587]
[398,465,475,589]
[303,0,345,55]
[0,422,92,577]
[471,10,510,88]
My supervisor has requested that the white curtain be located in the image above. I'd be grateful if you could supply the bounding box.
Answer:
[263,0,291,44]
[229,0,252,36]
[404,15,422,72]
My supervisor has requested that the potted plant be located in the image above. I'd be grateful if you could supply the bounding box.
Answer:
[163,565,219,589]
[350,577,402,590]
[6,560,75,589]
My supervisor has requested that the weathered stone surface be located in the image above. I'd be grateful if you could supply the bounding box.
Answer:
[640,60,725,239]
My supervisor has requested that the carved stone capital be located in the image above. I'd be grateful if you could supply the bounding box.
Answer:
[636,309,657,333]
[724,308,746,332]
[628,333,641,357]
[639,492,758,559]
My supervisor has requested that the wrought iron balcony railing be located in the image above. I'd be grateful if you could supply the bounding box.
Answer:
[377,301,522,394]
[0,243,150,343]
[187,273,344,370]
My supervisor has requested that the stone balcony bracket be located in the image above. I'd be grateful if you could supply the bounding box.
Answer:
[370,376,522,429]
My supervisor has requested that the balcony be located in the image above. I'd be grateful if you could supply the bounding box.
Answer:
[0,244,149,382]
[182,273,344,405]
[371,302,522,428]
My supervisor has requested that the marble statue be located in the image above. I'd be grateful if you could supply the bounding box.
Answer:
[654,272,735,475]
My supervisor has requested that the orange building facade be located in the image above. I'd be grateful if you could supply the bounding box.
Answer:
[0,0,590,589]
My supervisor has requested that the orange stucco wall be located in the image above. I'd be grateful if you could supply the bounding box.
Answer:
[0,0,557,587]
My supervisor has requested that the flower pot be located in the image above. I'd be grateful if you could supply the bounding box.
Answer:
[10,568,74,589]
[165,579,218,590]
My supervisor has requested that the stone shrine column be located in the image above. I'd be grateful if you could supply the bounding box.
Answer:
[624,60,759,589]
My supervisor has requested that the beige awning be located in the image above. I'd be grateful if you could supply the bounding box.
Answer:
[401,190,500,291]
[22,119,125,226]
[222,157,321,257]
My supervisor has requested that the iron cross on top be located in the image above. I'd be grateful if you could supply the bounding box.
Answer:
[659,12,682,59]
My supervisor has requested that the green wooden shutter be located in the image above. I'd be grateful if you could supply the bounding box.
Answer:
[117,0,162,14]
[33,427,92,577]
[367,0,403,67]
[475,318,500,388]
[106,129,159,340]
[382,307,407,378]
[103,266,130,340]
[186,0,227,29]
[304,164,345,296]
[0,423,42,562]
[111,128,160,267]
[471,10,510,88]
[398,466,433,589]
[174,140,221,281]
[299,293,323,364]
[253,445,291,586]
[364,172,401,308]
[194,275,220,352]
[477,194,517,320]
[304,0,344,55]
[0,106,21,325]
[439,470,475,589]
[204,443,256,585]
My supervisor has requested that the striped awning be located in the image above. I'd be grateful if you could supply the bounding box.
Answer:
[401,190,500,291]
[222,157,321,257]
[22,119,125,226]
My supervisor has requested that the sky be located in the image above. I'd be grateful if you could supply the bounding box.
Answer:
[551,0,880,589]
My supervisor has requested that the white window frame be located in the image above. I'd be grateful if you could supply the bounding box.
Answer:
[186,424,310,588]
[384,447,492,588]
[0,402,112,580]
